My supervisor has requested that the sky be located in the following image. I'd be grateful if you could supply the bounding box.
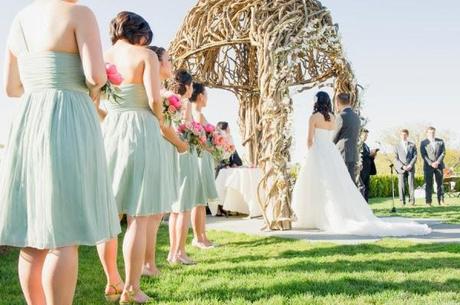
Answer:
[0,0,459,162]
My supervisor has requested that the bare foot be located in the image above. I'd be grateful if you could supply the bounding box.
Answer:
[120,288,151,304]
[142,265,161,277]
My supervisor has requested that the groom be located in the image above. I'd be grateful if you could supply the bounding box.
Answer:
[333,93,361,183]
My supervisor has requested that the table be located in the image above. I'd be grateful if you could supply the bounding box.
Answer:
[211,167,265,217]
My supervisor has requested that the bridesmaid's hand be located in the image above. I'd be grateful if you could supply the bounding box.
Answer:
[90,89,107,121]
[176,141,189,154]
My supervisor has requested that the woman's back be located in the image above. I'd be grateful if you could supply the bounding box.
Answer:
[105,43,148,84]
[11,1,84,55]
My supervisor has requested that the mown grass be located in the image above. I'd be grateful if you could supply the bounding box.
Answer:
[371,196,460,224]
[1,223,460,305]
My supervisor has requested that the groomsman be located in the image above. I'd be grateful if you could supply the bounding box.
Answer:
[333,93,361,183]
[420,127,446,205]
[394,129,417,205]
[358,129,377,202]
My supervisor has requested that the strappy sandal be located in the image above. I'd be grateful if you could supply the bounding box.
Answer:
[119,289,151,305]
[104,282,123,302]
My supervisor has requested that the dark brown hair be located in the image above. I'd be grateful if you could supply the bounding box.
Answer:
[217,122,229,131]
[148,46,166,62]
[336,93,351,105]
[401,129,409,135]
[190,83,205,102]
[313,91,332,121]
[110,11,153,46]
[173,69,193,96]
[427,126,436,132]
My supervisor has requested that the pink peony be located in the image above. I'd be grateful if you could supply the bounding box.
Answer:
[105,63,124,86]
[168,105,177,114]
[204,123,215,133]
[192,121,203,133]
[168,95,181,109]
[106,63,118,75]
[177,123,187,133]
[213,135,224,146]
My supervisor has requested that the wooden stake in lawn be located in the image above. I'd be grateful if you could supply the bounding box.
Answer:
[169,0,360,230]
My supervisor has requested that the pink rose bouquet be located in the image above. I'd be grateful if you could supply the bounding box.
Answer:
[202,124,236,161]
[177,120,206,154]
[102,63,123,104]
[161,91,182,126]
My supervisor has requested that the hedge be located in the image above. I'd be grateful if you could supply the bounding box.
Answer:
[369,175,460,198]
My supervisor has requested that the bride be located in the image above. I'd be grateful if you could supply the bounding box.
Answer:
[291,92,431,236]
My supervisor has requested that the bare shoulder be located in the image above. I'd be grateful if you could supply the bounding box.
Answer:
[69,4,96,21]
[13,4,34,22]
[309,113,319,123]
[138,47,159,63]
[329,112,336,122]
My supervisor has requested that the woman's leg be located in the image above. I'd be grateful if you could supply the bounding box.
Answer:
[18,247,47,305]
[143,213,163,275]
[168,212,178,261]
[176,210,193,261]
[42,246,79,305]
[199,206,212,246]
[121,216,150,302]
[96,238,124,295]
[191,206,202,243]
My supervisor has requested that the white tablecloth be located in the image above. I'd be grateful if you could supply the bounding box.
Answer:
[212,168,265,217]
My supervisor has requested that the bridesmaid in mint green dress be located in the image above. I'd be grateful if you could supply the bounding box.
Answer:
[143,46,189,277]
[0,2,120,305]
[167,69,205,265]
[190,83,219,249]
[102,12,171,304]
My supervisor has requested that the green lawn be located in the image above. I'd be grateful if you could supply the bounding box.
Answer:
[1,222,460,305]
[370,196,460,224]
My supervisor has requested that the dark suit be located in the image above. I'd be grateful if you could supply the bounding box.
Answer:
[420,138,445,204]
[359,143,377,202]
[215,150,243,177]
[395,141,417,204]
[333,107,361,183]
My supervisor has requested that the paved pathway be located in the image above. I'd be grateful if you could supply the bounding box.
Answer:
[206,216,460,244]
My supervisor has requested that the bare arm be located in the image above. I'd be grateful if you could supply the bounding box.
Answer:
[183,99,193,123]
[3,49,23,97]
[143,50,163,123]
[74,6,106,96]
[161,124,188,153]
[199,113,207,125]
[307,115,315,149]
[4,16,23,97]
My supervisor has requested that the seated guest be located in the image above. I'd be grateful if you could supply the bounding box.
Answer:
[420,126,446,205]
[214,121,242,216]
[358,129,378,202]
[215,121,243,176]
[394,129,417,205]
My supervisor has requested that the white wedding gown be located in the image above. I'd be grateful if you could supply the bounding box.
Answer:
[292,128,431,236]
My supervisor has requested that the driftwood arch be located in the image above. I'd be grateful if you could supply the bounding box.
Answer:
[169,0,359,230]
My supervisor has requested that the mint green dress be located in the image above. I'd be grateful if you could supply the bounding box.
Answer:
[199,151,218,201]
[172,147,206,212]
[0,44,121,247]
[103,84,173,216]
[161,127,179,207]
